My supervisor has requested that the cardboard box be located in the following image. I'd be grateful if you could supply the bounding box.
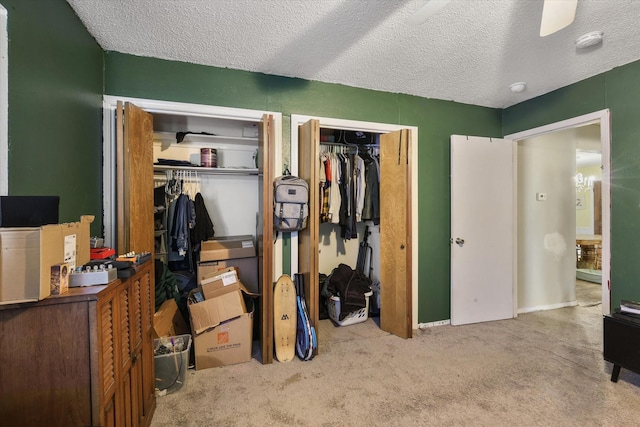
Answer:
[187,268,257,370]
[50,263,69,295]
[0,215,93,304]
[200,235,255,262]
[153,298,190,339]
[193,309,253,370]
[198,256,259,294]
[200,267,239,293]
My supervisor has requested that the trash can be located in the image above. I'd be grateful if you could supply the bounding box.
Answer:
[154,334,192,394]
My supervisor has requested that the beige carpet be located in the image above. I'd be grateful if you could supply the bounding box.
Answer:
[576,279,602,307]
[151,304,640,427]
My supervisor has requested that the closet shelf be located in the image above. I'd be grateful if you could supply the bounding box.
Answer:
[154,164,260,176]
[154,131,258,145]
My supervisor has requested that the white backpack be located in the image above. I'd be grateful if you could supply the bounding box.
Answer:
[273,175,309,231]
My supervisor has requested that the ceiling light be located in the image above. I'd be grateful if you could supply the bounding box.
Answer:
[575,173,595,192]
[509,82,526,93]
[576,31,604,49]
[540,0,578,37]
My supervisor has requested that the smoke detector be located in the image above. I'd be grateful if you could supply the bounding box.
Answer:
[576,31,603,49]
[509,82,527,93]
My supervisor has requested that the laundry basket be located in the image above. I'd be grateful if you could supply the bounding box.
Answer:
[328,291,373,326]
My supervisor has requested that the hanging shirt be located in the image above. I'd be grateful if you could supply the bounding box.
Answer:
[328,153,342,224]
[354,154,365,222]
[319,153,330,222]
[323,154,332,222]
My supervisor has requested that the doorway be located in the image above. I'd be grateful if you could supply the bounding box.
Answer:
[506,109,611,315]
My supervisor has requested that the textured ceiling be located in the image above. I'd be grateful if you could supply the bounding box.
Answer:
[67,0,640,108]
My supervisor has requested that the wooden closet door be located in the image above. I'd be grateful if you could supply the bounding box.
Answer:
[298,119,320,338]
[258,114,275,364]
[116,101,155,255]
[114,101,156,424]
[379,129,413,339]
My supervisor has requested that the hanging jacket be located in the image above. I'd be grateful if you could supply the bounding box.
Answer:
[191,192,214,249]
[362,153,380,223]
[171,193,193,256]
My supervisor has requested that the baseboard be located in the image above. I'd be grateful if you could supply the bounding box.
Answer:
[518,300,578,314]
[418,319,451,329]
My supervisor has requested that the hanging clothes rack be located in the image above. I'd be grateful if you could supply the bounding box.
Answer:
[320,141,360,155]
[155,169,202,198]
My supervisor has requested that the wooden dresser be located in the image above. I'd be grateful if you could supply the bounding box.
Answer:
[0,261,155,427]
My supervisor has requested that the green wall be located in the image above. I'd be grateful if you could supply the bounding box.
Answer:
[104,52,503,323]
[503,60,640,310]
[12,0,640,321]
[4,0,103,234]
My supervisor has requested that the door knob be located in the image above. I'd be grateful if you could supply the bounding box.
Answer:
[455,238,465,246]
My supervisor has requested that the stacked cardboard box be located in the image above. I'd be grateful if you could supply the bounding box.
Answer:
[188,267,258,370]
[198,235,258,294]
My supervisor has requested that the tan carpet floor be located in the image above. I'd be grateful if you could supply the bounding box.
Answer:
[151,283,639,427]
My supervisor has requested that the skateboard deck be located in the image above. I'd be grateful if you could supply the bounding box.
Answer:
[273,274,297,362]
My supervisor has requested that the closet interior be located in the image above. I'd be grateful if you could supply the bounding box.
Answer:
[143,107,275,364]
[298,118,413,346]
[151,113,260,273]
[316,127,383,326]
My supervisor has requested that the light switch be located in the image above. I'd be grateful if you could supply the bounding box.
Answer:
[536,192,547,201]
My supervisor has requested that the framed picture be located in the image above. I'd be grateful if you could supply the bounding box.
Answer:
[576,195,586,210]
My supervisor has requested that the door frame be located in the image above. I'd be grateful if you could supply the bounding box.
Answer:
[505,109,611,314]
[290,114,419,330]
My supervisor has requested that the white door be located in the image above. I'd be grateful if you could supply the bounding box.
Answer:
[450,135,516,325]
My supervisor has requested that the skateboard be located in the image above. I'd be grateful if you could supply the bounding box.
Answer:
[273,274,297,362]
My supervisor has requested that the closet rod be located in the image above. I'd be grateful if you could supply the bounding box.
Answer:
[319,141,378,148]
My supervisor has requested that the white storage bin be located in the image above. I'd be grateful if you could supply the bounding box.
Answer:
[328,291,373,326]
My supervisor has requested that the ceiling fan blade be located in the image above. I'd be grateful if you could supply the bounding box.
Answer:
[539,0,578,37]
[406,0,452,26]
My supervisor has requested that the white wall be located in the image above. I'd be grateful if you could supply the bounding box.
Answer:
[318,222,380,281]
[518,129,577,310]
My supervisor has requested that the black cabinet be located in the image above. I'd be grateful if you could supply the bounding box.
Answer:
[603,314,640,382]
